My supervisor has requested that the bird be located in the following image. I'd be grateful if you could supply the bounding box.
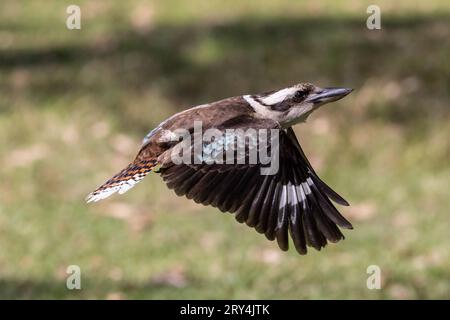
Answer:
[86,83,354,255]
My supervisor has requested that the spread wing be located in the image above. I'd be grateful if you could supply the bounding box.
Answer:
[159,121,352,255]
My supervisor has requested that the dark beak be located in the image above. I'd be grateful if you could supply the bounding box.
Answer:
[306,87,353,104]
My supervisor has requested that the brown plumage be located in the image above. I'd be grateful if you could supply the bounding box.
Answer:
[87,83,354,255]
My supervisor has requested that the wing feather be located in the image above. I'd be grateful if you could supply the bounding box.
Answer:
[159,123,352,255]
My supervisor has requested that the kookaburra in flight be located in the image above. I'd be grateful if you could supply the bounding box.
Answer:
[87,83,353,255]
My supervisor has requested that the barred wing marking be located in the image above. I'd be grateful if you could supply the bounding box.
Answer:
[160,127,352,255]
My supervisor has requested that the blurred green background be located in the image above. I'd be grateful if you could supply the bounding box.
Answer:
[0,0,449,299]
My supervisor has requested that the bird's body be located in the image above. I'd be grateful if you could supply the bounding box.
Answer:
[87,83,354,255]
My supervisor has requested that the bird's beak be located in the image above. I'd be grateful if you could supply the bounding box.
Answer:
[306,87,353,105]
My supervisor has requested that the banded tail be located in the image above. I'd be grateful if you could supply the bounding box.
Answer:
[86,159,157,203]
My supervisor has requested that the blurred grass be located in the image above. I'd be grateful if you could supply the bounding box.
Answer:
[0,0,449,299]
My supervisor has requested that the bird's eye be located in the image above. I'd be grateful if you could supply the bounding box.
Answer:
[294,90,307,101]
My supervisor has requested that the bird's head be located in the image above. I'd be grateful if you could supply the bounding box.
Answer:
[246,83,353,127]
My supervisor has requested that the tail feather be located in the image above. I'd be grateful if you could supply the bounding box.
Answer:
[86,159,157,203]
